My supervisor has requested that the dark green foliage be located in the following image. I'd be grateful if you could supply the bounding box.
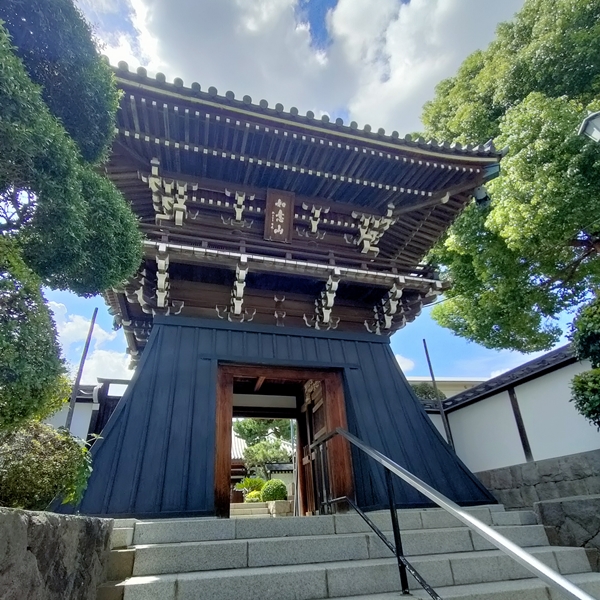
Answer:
[233,477,266,496]
[233,418,292,446]
[260,479,288,502]
[0,23,142,295]
[244,490,262,503]
[0,238,69,430]
[571,369,600,430]
[0,422,92,510]
[571,297,600,368]
[410,382,446,402]
[422,0,600,351]
[0,0,120,163]
[244,440,291,479]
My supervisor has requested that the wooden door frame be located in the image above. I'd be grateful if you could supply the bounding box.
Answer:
[214,364,353,518]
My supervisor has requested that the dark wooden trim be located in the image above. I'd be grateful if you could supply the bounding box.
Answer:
[220,364,338,381]
[214,368,234,518]
[324,373,354,502]
[508,386,534,463]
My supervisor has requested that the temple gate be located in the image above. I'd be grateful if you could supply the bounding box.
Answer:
[66,62,502,517]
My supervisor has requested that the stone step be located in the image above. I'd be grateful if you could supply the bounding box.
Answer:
[129,505,519,545]
[331,572,600,600]
[126,525,549,576]
[227,507,270,515]
[98,546,592,600]
[230,502,268,509]
[111,527,134,549]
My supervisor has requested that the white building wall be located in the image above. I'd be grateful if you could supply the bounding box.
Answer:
[45,403,95,442]
[447,390,526,472]
[428,413,447,442]
[516,360,600,461]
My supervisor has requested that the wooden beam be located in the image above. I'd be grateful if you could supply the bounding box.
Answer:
[253,376,266,393]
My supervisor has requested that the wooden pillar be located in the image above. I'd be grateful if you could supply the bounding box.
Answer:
[214,368,233,518]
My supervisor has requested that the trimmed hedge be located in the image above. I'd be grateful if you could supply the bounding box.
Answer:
[261,479,287,502]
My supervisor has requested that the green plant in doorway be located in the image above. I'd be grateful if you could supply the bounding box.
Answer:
[244,490,262,503]
[261,479,288,502]
[234,476,265,499]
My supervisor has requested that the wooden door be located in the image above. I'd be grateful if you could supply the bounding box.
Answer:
[300,374,353,515]
[214,365,353,518]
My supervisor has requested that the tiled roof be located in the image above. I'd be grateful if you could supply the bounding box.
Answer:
[427,345,578,412]
[109,59,504,161]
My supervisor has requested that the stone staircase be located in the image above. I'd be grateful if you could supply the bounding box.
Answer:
[230,501,272,518]
[98,504,600,600]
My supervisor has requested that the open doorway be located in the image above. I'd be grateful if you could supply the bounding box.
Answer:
[215,365,353,518]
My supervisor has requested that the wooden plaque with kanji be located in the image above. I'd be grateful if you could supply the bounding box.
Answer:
[264,189,295,243]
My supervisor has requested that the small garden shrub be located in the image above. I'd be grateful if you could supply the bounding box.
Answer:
[0,422,92,510]
[244,490,262,503]
[234,476,265,497]
[571,369,600,430]
[261,478,287,502]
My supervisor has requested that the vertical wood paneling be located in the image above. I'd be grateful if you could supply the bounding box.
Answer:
[61,317,495,518]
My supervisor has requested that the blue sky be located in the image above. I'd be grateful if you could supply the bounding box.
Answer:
[59,0,554,384]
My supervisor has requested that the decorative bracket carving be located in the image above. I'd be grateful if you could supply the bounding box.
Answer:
[142,158,197,226]
[345,203,396,256]
[303,270,341,330]
[222,189,255,227]
[274,295,286,327]
[364,277,406,334]
[297,203,329,239]
[215,256,255,322]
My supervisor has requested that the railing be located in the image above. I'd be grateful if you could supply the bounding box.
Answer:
[310,428,597,600]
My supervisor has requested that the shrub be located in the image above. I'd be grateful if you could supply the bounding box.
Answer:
[571,297,600,367]
[261,479,288,502]
[234,477,265,497]
[0,422,92,510]
[245,490,262,503]
[571,369,600,430]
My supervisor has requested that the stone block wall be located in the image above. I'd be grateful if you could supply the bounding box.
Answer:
[0,508,113,600]
[534,495,600,554]
[476,449,600,509]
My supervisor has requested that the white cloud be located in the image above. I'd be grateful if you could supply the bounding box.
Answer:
[48,302,117,351]
[80,349,133,385]
[396,354,416,373]
[90,0,525,134]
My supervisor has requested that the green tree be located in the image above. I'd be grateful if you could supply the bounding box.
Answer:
[0,238,70,430]
[410,382,446,402]
[0,0,120,163]
[422,0,600,352]
[0,21,142,295]
[0,422,92,510]
[244,440,291,479]
[233,418,292,446]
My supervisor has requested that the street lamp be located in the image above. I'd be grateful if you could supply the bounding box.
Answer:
[578,111,600,142]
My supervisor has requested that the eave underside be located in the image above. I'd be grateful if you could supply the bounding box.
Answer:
[106,76,500,362]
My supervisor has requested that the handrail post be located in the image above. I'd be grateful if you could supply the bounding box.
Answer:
[385,468,410,595]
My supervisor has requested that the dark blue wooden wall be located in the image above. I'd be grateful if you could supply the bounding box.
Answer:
[65,316,494,517]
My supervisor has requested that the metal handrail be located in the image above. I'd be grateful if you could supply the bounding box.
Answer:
[312,428,597,600]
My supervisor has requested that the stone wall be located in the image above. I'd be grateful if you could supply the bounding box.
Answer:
[476,449,600,509]
[0,508,113,600]
[534,495,600,556]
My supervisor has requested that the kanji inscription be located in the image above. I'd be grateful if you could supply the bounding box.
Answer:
[264,189,295,243]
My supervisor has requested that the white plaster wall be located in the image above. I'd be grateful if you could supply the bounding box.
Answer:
[516,360,600,461]
[448,391,526,472]
[45,403,95,441]
[427,413,448,442]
